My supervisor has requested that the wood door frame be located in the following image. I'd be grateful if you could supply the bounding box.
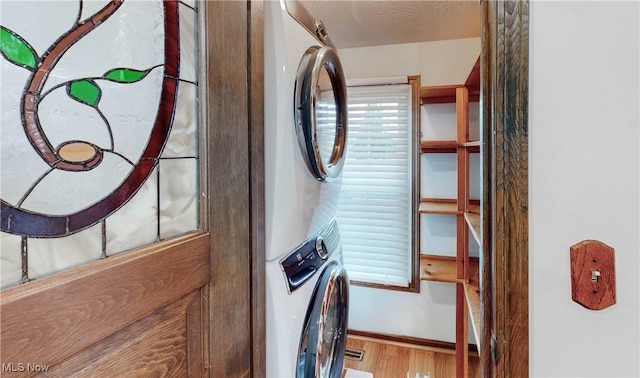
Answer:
[480,1,529,377]
[204,1,265,376]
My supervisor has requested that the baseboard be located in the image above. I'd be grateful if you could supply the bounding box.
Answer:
[347,329,479,358]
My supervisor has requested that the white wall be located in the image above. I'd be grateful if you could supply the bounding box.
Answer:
[339,38,480,342]
[339,38,480,86]
[530,2,639,377]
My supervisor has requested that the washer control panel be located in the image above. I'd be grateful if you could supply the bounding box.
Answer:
[279,220,341,294]
[281,236,326,294]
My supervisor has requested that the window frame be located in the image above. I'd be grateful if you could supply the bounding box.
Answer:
[337,75,420,292]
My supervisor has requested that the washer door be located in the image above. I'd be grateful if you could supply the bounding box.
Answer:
[295,46,348,182]
[296,261,349,378]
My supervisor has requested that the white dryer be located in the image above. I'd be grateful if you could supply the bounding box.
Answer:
[264,0,349,377]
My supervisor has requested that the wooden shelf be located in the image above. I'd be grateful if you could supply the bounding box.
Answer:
[419,199,459,215]
[419,201,478,215]
[420,86,480,105]
[419,254,457,283]
[421,140,479,153]
[464,281,482,354]
[418,54,482,377]
[419,255,479,285]
[467,201,480,214]
[420,85,461,104]
[464,211,481,246]
[421,140,457,153]
[463,141,480,153]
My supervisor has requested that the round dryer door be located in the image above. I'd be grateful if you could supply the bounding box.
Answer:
[296,261,349,378]
[295,46,348,182]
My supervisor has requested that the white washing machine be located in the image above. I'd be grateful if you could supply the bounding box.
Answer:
[264,0,349,377]
[266,220,349,378]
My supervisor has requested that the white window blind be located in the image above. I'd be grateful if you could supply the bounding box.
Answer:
[337,83,413,287]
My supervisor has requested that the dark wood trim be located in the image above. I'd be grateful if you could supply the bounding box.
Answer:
[481,1,529,377]
[480,2,494,375]
[409,74,421,293]
[205,1,264,376]
[0,232,210,369]
[249,0,266,377]
[347,329,478,356]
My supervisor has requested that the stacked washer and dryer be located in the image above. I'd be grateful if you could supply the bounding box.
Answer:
[264,1,350,377]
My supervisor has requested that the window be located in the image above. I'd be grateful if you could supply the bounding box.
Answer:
[337,77,419,290]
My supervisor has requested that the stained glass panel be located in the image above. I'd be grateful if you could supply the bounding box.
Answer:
[0,0,200,289]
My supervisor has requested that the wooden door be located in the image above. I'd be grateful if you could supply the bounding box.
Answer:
[0,233,211,377]
[0,1,265,377]
[0,0,209,375]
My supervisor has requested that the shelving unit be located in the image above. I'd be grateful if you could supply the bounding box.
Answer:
[419,199,459,215]
[418,56,482,378]
[419,255,458,283]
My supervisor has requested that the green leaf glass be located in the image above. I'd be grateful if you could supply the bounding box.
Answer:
[104,68,150,83]
[0,26,37,69]
[67,80,102,107]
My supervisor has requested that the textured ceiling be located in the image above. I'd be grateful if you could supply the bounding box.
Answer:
[298,0,481,49]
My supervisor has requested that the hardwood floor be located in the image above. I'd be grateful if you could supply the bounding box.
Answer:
[343,334,479,378]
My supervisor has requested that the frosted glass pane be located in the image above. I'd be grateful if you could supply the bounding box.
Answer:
[160,159,198,240]
[106,167,159,255]
[0,233,22,289]
[29,224,102,280]
[163,83,198,158]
